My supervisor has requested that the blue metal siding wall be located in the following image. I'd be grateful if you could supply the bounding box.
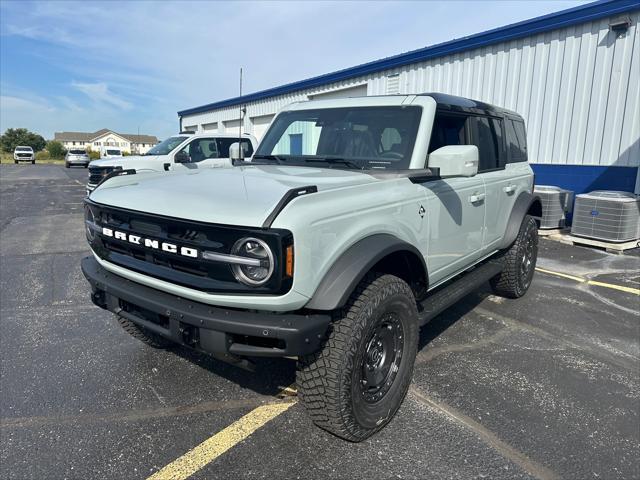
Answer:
[531,164,639,194]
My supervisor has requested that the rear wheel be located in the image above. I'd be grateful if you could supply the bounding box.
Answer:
[116,315,173,348]
[491,214,538,298]
[297,274,418,442]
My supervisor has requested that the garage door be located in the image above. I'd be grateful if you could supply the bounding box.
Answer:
[308,84,368,101]
[223,119,241,136]
[250,115,274,141]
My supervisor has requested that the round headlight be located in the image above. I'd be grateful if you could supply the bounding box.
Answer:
[231,237,274,286]
[84,205,96,242]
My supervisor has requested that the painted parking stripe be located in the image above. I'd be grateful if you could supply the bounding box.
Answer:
[147,401,295,480]
[535,267,639,295]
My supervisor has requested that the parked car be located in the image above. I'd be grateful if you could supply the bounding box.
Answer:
[65,149,90,168]
[86,133,257,195]
[81,93,541,441]
[99,146,123,159]
[13,146,34,164]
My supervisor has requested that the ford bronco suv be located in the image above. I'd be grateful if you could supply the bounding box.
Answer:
[82,93,541,441]
[86,132,257,195]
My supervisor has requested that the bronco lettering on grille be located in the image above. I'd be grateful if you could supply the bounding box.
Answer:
[101,227,198,258]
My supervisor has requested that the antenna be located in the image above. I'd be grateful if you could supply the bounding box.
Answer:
[238,67,245,159]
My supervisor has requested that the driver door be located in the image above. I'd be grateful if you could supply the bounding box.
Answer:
[171,138,225,171]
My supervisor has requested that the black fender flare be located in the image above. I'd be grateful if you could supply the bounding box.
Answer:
[499,192,542,249]
[305,234,427,311]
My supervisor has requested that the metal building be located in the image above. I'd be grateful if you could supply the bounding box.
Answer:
[178,0,640,194]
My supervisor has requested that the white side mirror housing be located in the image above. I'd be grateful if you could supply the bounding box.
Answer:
[229,142,242,161]
[428,145,479,177]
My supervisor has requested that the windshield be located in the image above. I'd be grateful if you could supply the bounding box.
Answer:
[16,147,32,151]
[69,149,86,155]
[106,150,121,156]
[254,106,421,170]
[146,136,187,155]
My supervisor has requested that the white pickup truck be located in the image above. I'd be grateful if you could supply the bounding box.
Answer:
[86,132,257,194]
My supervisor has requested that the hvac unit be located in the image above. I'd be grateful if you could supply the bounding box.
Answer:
[534,185,574,229]
[571,191,640,242]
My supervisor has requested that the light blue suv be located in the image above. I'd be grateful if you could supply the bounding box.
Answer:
[82,93,541,441]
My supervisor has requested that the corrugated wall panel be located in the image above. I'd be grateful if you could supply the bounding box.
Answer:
[181,11,639,167]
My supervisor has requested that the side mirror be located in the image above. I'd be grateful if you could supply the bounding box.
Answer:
[174,150,190,163]
[428,145,478,177]
[229,142,242,161]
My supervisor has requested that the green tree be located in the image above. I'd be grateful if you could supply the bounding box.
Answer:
[46,140,67,159]
[0,128,46,152]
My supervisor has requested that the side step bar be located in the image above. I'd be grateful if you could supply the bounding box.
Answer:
[417,260,503,326]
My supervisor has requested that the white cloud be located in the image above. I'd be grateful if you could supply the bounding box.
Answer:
[71,81,132,110]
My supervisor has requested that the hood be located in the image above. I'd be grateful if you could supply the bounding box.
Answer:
[89,165,378,227]
[89,155,162,170]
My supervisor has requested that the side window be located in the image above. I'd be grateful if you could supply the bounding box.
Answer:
[216,138,254,158]
[428,113,470,153]
[510,120,528,163]
[178,138,219,162]
[471,116,502,172]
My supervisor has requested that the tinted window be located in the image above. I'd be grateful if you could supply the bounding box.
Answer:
[508,119,528,163]
[69,149,86,155]
[217,138,254,158]
[428,113,469,153]
[471,116,502,172]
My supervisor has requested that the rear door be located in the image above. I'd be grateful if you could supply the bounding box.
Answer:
[474,116,530,250]
[419,111,486,284]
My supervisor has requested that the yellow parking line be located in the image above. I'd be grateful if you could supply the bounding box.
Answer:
[147,401,295,480]
[586,280,640,295]
[535,267,639,295]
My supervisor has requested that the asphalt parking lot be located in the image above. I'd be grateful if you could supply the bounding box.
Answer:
[1,163,638,480]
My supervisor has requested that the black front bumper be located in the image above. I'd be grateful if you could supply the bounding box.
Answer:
[81,256,330,359]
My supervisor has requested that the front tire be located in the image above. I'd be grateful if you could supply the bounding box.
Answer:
[297,274,418,442]
[116,315,173,349]
[65,162,70,168]
[31,160,35,164]
[491,214,538,298]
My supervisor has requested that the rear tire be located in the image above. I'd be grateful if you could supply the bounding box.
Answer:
[116,315,173,349]
[297,273,418,442]
[490,214,538,298]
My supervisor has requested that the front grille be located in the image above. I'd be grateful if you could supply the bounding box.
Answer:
[16,153,32,158]
[88,166,116,185]
[87,202,293,294]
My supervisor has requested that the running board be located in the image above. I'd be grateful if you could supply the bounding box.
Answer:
[417,260,503,326]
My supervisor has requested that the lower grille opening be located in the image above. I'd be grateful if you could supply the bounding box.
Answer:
[231,334,286,351]
[118,299,170,329]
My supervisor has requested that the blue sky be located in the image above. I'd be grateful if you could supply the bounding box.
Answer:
[1,0,586,140]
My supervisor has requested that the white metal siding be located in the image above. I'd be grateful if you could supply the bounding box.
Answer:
[182,11,639,168]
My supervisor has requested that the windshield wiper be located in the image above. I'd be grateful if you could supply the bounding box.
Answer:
[303,157,363,169]
[250,154,286,164]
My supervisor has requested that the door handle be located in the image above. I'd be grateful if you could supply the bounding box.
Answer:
[468,193,485,204]
[503,184,517,194]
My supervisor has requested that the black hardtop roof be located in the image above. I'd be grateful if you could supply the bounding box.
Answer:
[421,92,522,119]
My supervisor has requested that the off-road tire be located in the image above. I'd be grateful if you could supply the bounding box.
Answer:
[116,315,173,349]
[491,214,538,298]
[297,273,419,442]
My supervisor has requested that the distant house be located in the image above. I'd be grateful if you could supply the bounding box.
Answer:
[54,129,159,154]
